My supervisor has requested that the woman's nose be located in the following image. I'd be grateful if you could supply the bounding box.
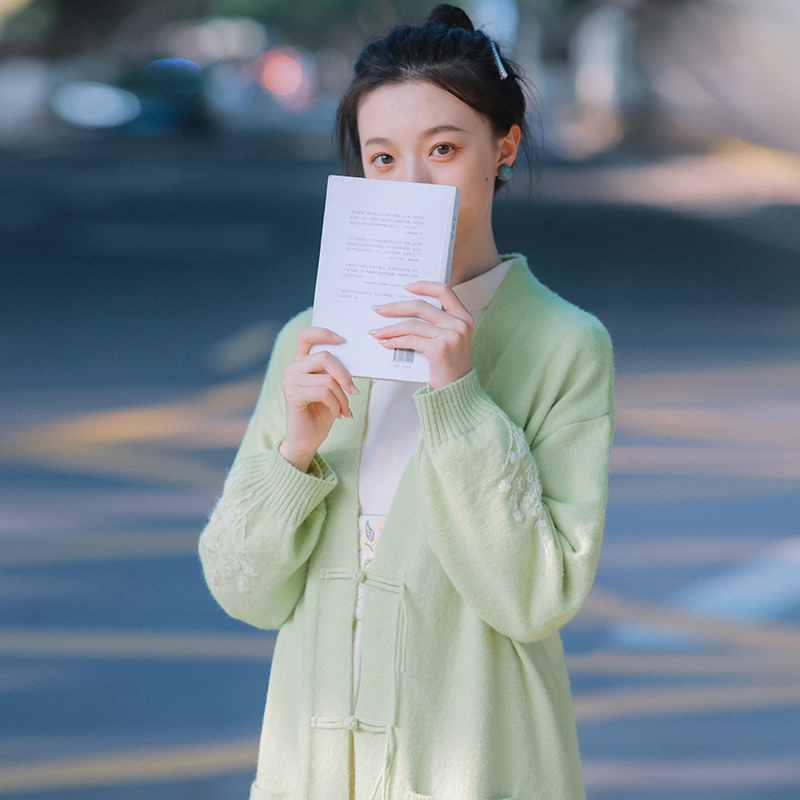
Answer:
[400,158,431,184]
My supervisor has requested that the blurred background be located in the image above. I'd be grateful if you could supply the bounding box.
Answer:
[0,0,798,798]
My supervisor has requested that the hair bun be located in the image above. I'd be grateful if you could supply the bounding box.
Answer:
[425,4,475,33]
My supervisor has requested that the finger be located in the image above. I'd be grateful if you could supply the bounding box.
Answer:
[369,318,439,340]
[370,314,471,346]
[287,349,358,395]
[283,379,341,419]
[294,372,352,415]
[285,374,352,418]
[402,281,473,322]
[374,333,443,359]
[377,323,462,351]
[295,327,345,360]
[370,298,450,326]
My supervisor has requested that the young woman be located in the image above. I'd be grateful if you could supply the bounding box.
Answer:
[200,6,614,799]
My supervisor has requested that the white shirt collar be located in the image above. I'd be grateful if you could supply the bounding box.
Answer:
[451,258,514,314]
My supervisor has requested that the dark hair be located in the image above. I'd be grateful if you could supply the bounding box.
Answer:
[335,4,537,193]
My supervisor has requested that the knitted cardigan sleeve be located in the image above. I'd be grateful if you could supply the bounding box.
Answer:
[413,321,614,643]
[199,311,337,630]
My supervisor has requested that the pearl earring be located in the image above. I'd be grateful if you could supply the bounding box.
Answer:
[497,163,513,181]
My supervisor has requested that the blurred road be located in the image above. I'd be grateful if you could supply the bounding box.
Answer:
[1,134,799,799]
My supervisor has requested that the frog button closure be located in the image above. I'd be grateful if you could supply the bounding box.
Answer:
[354,569,366,583]
[344,715,360,732]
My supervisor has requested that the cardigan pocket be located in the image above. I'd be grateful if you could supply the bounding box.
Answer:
[249,781,294,800]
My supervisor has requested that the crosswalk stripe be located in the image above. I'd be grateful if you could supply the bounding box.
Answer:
[585,587,800,651]
[609,537,800,648]
[673,536,800,622]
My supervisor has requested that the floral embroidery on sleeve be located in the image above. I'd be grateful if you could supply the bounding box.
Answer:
[498,417,554,553]
[200,463,259,593]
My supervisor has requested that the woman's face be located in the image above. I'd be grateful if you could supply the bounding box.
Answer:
[357,79,518,261]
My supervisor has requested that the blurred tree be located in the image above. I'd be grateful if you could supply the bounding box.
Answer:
[1,0,205,58]
[0,0,56,49]
[207,0,429,48]
[1,0,622,58]
[207,0,603,47]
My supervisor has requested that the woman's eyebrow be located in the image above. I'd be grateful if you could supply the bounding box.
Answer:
[363,136,392,148]
[363,125,468,149]
[421,124,467,138]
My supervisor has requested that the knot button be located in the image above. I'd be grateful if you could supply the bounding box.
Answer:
[344,715,359,731]
[354,570,366,583]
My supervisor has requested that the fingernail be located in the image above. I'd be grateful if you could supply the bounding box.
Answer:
[346,408,354,418]
[367,329,377,336]
[371,305,383,312]
[348,384,360,395]
[331,332,344,341]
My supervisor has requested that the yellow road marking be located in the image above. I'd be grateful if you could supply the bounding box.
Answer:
[0,379,259,488]
[2,442,227,491]
[615,405,800,447]
[575,682,800,722]
[0,629,274,660]
[0,740,258,792]
[614,361,800,405]
[610,444,800,480]
[1,379,259,447]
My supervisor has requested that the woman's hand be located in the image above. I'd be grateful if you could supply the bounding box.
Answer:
[279,327,358,472]
[368,281,474,390]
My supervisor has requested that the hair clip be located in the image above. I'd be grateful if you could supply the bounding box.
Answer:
[489,40,508,80]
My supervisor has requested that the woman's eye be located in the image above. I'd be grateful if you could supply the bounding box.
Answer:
[373,153,393,165]
[433,144,454,156]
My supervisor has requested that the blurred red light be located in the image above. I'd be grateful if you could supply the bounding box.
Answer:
[256,48,304,96]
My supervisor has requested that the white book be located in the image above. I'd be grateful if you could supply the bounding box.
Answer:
[311,175,460,382]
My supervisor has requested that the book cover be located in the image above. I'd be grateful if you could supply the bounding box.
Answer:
[311,175,460,382]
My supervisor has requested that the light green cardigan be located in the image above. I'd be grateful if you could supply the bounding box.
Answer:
[199,255,614,800]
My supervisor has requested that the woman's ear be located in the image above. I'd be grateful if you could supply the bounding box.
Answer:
[497,123,521,167]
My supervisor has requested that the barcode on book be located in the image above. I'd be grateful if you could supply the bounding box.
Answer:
[392,348,415,364]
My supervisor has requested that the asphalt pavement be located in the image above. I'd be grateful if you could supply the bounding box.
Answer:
[1,132,798,799]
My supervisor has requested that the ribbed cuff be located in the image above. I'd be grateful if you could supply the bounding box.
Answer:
[232,448,337,526]
[413,369,496,444]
